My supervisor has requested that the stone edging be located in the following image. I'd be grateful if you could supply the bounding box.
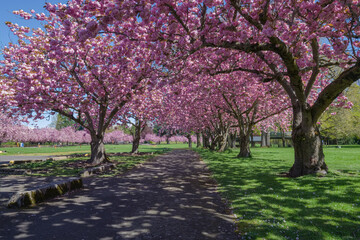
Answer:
[7,178,83,208]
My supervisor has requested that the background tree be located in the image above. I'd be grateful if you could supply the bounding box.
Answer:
[55,113,76,130]
[320,84,360,144]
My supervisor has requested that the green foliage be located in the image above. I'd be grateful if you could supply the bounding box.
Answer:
[320,84,360,143]
[55,113,77,130]
[109,124,134,135]
[195,147,360,240]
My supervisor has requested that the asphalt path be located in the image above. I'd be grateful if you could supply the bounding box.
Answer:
[0,150,239,239]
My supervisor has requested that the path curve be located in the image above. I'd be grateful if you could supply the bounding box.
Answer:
[0,149,239,239]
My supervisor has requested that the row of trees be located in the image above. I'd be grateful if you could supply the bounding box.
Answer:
[0,114,193,146]
[1,0,360,176]
[0,117,90,144]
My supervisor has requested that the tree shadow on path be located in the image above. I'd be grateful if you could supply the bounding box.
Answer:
[0,150,239,240]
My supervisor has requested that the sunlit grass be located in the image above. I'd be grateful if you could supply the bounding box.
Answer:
[195,146,360,240]
[0,143,188,156]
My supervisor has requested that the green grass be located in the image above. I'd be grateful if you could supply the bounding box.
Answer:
[7,154,157,177]
[8,157,88,176]
[195,146,360,240]
[3,143,187,177]
[0,143,188,156]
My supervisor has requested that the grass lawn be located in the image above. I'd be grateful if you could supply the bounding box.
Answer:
[0,143,188,156]
[195,146,360,240]
[7,155,155,177]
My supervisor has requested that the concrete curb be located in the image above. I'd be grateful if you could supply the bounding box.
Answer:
[7,178,83,208]
[9,159,44,165]
[80,163,116,177]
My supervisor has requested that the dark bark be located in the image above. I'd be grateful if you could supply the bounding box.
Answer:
[238,131,251,158]
[289,105,328,177]
[89,136,107,165]
[166,135,170,144]
[131,121,142,154]
[196,132,201,148]
[250,131,255,148]
[228,132,237,149]
[187,134,192,148]
[209,133,217,150]
[281,129,286,147]
[202,132,210,148]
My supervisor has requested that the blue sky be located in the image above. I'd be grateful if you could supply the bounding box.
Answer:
[0,0,68,49]
[1,0,68,128]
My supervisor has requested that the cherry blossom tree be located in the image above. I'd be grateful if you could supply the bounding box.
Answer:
[148,0,360,176]
[104,130,132,144]
[4,0,360,176]
[0,6,161,164]
[77,0,360,176]
[0,114,21,145]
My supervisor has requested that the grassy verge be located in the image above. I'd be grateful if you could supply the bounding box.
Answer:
[195,146,360,240]
[7,154,157,177]
[7,157,88,176]
[0,143,187,156]
[3,144,180,177]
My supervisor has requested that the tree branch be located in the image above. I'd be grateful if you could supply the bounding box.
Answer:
[305,39,320,98]
[311,61,360,122]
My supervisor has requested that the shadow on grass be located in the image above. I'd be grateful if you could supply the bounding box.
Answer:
[196,148,360,240]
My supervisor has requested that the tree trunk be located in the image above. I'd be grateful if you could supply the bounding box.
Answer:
[187,134,192,148]
[196,132,201,148]
[289,106,328,177]
[281,129,286,147]
[209,137,217,150]
[89,137,107,165]
[202,132,210,148]
[166,136,170,144]
[227,132,236,149]
[238,131,251,158]
[261,131,267,147]
[266,131,271,147]
[218,130,229,152]
[131,122,142,154]
[250,131,255,148]
[230,132,237,148]
[209,133,217,150]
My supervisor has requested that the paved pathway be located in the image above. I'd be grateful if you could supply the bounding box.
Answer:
[0,155,52,164]
[0,150,239,239]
